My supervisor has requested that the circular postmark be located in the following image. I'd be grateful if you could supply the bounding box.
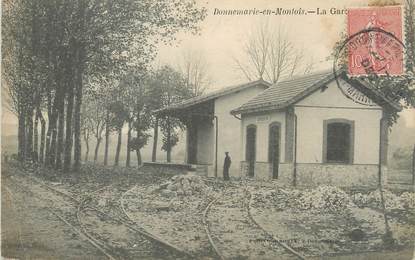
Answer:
[332,27,405,106]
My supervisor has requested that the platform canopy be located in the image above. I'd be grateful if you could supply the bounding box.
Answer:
[153,79,271,120]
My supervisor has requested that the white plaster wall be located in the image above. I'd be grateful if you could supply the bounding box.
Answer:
[295,79,382,164]
[214,85,268,177]
[241,111,286,164]
[296,79,381,109]
[196,120,214,164]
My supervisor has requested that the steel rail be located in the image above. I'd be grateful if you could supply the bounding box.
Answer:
[26,175,193,259]
[246,190,307,260]
[5,177,116,260]
[202,190,226,260]
[118,184,194,259]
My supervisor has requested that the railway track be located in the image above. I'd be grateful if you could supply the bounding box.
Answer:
[5,173,193,259]
[119,184,217,259]
[202,187,227,260]
[246,190,307,260]
[6,169,308,260]
[4,175,115,259]
[203,183,307,260]
[119,184,140,223]
[121,180,230,259]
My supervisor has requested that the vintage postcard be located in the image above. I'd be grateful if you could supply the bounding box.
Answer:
[1,0,414,259]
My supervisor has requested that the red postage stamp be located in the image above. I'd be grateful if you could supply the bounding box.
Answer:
[347,6,403,76]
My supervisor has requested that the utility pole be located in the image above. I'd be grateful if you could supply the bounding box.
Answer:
[412,144,415,186]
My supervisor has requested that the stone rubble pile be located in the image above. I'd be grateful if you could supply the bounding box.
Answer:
[352,190,415,209]
[159,174,208,198]
[294,185,353,212]
[253,186,354,212]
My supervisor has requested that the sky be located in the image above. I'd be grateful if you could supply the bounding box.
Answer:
[156,0,369,88]
[144,0,412,128]
[2,0,414,136]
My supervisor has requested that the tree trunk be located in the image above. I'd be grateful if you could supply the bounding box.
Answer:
[45,128,50,163]
[38,110,46,164]
[73,94,82,171]
[166,117,171,163]
[63,39,79,173]
[63,82,74,173]
[114,128,122,166]
[94,137,102,163]
[83,131,89,162]
[33,92,41,163]
[104,110,110,166]
[33,115,39,162]
[126,120,132,167]
[47,82,64,167]
[17,109,26,161]
[73,49,83,172]
[55,100,65,169]
[44,92,52,164]
[151,117,159,162]
[48,116,58,166]
[25,108,34,162]
[136,149,142,166]
[135,112,141,167]
[73,4,86,172]
[412,144,415,185]
[47,52,63,167]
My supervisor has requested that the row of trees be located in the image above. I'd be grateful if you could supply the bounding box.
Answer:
[82,65,201,167]
[2,0,207,172]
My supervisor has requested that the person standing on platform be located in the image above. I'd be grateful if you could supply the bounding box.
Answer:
[223,152,231,181]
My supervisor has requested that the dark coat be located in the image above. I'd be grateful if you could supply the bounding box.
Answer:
[223,154,231,180]
[224,155,231,169]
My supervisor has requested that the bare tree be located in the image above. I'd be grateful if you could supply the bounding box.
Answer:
[234,20,270,82]
[288,49,303,78]
[303,57,315,75]
[234,20,313,83]
[266,24,296,83]
[178,47,211,96]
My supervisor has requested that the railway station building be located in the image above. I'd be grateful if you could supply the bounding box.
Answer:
[155,70,401,187]
[154,79,271,178]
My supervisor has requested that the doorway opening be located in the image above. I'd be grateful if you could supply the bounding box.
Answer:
[268,123,281,179]
[246,125,257,177]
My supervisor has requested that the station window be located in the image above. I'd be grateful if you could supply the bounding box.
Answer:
[324,119,354,164]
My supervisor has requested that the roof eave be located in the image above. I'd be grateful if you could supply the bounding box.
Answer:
[231,103,289,115]
[353,78,402,112]
[154,80,271,115]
